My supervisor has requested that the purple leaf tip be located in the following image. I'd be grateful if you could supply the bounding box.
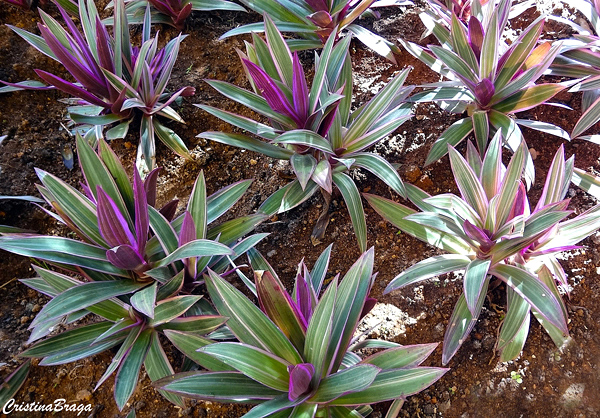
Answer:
[288,363,314,401]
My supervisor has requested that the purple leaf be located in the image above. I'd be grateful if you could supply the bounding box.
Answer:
[159,199,179,222]
[474,78,495,107]
[287,363,314,401]
[528,245,582,257]
[242,59,302,126]
[35,70,108,108]
[144,168,161,208]
[97,186,137,249]
[292,52,309,126]
[174,3,193,29]
[308,11,333,28]
[468,16,484,60]
[305,0,328,12]
[508,182,527,220]
[178,211,197,247]
[256,271,307,350]
[464,220,494,253]
[38,24,107,99]
[96,18,116,83]
[107,244,147,271]
[360,297,377,320]
[53,5,106,85]
[295,270,313,324]
[133,168,149,254]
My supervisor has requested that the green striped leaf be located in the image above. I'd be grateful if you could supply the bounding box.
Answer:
[205,269,303,364]
[144,331,184,407]
[442,288,487,365]
[115,328,152,410]
[333,172,367,252]
[425,118,473,165]
[31,281,146,328]
[329,368,448,405]
[463,259,491,316]
[154,371,281,402]
[148,295,202,327]
[199,131,293,160]
[309,365,380,404]
[385,255,471,293]
[199,343,290,391]
[163,330,234,371]
[491,264,568,335]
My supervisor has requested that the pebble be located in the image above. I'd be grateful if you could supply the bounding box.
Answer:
[20,316,29,324]
[76,389,91,402]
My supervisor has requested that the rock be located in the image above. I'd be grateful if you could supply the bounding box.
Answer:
[561,383,585,409]
[76,389,91,402]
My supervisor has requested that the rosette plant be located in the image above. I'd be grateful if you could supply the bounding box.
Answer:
[1,0,46,10]
[0,136,268,409]
[0,0,194,173]
[400,0,568,183]
[367,133,600,364]
[548,0,600,142]
[155,247,448,417]
[108,0,246,30]
[423,0,533,26]
[199,18,412,251]
[221,1,410,62]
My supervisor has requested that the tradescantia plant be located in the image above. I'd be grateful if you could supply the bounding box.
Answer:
[0,135,267,288]
[199,18,412,251]
[1,0,46,10]
[401,0,568,183]
[220,0,410,62]
[548,0,600,142]
[424,0,534,26]
[0,136,268,409]
[367,132,600,364]
[106,0,246,30]
[0,0,194,174]
[155,247,448,417]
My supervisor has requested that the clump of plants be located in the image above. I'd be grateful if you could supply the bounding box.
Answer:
[0,136,267,409]
[401,0,568,184]
[0,0,194,173]
[221,0,410,62]
[0,0,46,10]
[200,17,412,251]
[110,0,246,29]
[367,133,600,363]
[156,247,448,416]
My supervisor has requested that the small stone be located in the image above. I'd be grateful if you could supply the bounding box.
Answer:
[20,316,29,325]
[250,159,257,165]
[267,250,277,258]
[404,165,421,183]
[529,148,538,160]
[25,303,34,313]
[32,304,41,313]
[76,389,91,402]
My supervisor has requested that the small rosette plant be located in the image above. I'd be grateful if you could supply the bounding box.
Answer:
[200,17,412,251]
[107,0,246,30]
[0,136,268,409]
[155,247,447,417]
[424,0,533,26]
[367,132,600,364]
[0,0,195,173]
[548,0,600,142]
[221,0,410,62]
[1,0,46,10]
[401,0,568,183]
